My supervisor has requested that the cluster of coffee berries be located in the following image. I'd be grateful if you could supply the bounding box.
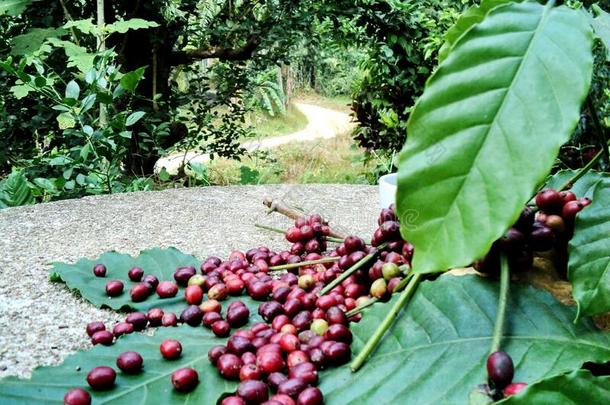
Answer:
[68,207,417,404]
[475,188,591,277]
[371,205,407,251]
[485,351,527,400]
[285,215,331,256]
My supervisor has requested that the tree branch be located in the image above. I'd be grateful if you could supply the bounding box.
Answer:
[170,35,261,65]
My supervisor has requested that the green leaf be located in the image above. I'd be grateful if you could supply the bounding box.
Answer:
[568,176,610,319]
[9,84,30,99]
[56,112,76,130]
[49,156,71,166]
[119,67,146,92]
[543,170,607,198]
[438,0,514,63]
[158,168,171,182]
[65,80,80,99]
[0,326,237,404]
[106,18,159,34]
[80,143,91,161]
[47,38,95,73]
[591,4,610,61]
[498,370,610,404]
[0,0,36,15]
[50,247,262,316]
[319,275,610,404]
[126,111,146,127]
[63,19,98,36]
[9,27,65,56]
[75,173,86,186]
[80,94,97,113]
[33,177,57,192]
[396,2,594,274]
[0,171,34,207]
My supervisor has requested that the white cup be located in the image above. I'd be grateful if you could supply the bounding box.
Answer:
[378,173,397,209]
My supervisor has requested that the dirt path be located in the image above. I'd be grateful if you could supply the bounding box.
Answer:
[155,102,355,175]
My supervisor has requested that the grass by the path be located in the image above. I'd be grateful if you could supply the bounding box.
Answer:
[246,103,308,140]
[206,131,376,185]
[292,92,352,113]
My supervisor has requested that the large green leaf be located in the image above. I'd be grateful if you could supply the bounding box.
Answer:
[51,248,262,319]
[438,0,514,63]
[0,326,236,404]
[52,248,199,313]
[0,0,36,15]
[319,275,610,405]
[106,19,159,34]
[568,177,610,318]
[498,370,610,404]
[46,38,95,73]
[9,28,65,56]
[396,2,593,274]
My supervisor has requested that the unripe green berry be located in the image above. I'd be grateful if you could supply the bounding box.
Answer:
[370,279,387,299]
[382,263,400,280]
[188,275,206,287]
[310,319,329,336]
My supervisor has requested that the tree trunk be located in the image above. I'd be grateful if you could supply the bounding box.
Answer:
[96,0,107,126]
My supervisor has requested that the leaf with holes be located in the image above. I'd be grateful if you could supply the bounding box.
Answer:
[319,275,610,405]
[0,326,237,404]
[498,370,610,404]
[51,247,261,318]
[568,177,610,318]
[396,2,593,274]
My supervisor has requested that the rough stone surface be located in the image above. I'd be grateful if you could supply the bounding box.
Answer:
[0,185,378,378]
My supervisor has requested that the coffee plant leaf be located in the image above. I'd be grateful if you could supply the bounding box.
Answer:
[51,247,262,318]
[397,2,593,274]
[497,369,610,404]
[0,326,236,404]
[568,177,610,318]
[438,0,515,62]
[543,170,608,197]
[319,275,610,404]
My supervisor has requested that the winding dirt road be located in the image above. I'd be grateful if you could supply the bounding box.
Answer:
[155,102,355,175]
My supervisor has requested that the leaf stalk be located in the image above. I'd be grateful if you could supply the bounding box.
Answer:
[350,273,422,372]
[490,254,510,354]
[318,242,388,296]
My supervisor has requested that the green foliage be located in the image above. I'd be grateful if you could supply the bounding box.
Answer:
[396,2,593,274]
[246,68,286,117]
[498,370,610,404]
[320,275,610,404]
[0,49,159,200]
[0,326,240,404]
[438,0,512,62]
[346,0,469,153]
[0,171,34,207]
[0,0,35,16]
[590,4,610,60]
[568,174,610,319]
